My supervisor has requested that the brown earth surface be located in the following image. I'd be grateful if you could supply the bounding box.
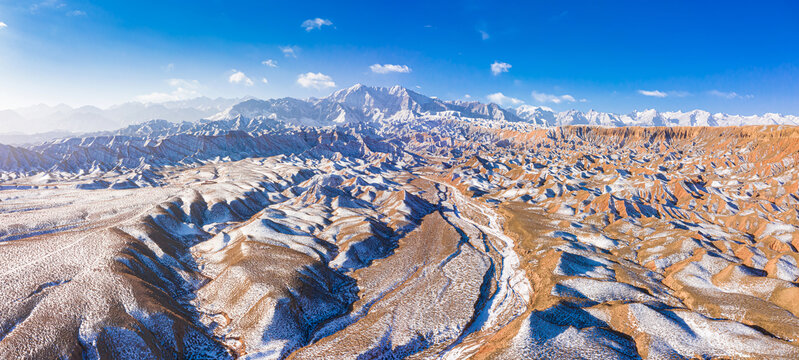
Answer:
[1,124,798,359]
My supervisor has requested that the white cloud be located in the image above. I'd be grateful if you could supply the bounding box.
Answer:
[464,94,472,99]
[163,63,175,72]
[30,0,65,12]
[370,64,412,74]
[491,61,511,76]
[262,59,278,67]
[638,90,668,98]
[708,90,752,99]
[302,18,332,31]
[67,10,86,16]
[297,72,336,89]
[229,70,254,86]
[638,89,691,98]
[261,77,268,84]
[479,30,490,40]
[280,46,298,58]
[708,90,736,99]
[487,92,524,107]
[532,91,577,104]
[135,79,201,103]
[0,22,7,30]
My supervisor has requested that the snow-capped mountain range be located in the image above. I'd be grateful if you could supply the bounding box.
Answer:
[1,84,797,143]
[206,84,799,128]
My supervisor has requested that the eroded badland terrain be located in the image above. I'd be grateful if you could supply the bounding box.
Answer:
[2,121,799,359]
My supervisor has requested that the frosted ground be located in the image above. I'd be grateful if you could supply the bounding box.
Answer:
[1,85,799,359]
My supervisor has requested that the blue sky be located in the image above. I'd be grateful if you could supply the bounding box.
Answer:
[0,0,797,114]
